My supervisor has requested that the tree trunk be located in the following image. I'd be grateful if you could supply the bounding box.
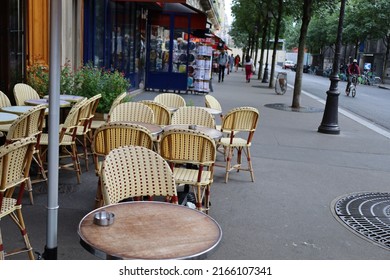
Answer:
[382,36,390,83]
[269,0,283,88]
[257,21,267,79]
[292,0,313,108]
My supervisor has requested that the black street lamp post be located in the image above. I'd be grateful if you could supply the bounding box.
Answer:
[318,0,346,134]
[262,18,271,83]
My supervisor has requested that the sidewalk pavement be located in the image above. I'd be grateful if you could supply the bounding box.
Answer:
[3,69,390,260]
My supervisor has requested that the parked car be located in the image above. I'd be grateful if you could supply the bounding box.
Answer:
[282,60,295,69]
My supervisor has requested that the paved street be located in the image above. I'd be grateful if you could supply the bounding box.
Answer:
[2,68,390,260]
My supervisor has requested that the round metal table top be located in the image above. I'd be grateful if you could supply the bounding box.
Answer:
[0,106,48,115]
[0,112,18,124]
[197,106,222,115]
[24,98,71,107]
[43,94,84,103]
[164,124,223,140]
[78,201,222,260]
[125,121,163,136]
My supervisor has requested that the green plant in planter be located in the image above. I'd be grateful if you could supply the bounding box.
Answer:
[74,63,131,113]
[27,63,49,97]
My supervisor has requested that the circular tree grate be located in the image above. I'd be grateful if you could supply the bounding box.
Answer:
[331,192,390,250]
[264,103,323,113]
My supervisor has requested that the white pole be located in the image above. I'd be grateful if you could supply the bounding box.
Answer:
[44,0,61,260]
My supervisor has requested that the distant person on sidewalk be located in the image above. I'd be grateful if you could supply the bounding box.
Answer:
[234,55,240,72]
[229,54,234,73]
[244,55,254,83]
[218,50,228,82]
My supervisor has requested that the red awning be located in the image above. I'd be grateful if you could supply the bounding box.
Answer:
[149,3,207,30]
[113,0,186,2]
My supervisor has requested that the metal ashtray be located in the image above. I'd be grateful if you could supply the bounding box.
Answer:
[189,125,197,130]
[93,211,115,226]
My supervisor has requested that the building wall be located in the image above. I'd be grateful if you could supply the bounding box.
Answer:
[27,0,49,65]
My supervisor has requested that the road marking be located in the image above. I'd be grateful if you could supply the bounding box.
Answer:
[287,84,390,139]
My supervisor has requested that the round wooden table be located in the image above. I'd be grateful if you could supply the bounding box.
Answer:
[0,112,18,124]
[164,124,223,139]
[78,201,222,260]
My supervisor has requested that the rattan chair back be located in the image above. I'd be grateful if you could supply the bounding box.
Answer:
[101,145,178,205]
[92,121,153,160]
[4,105,47,203]
[153,93,186,108]
[160,128,216,166]
[221,106,259,134]
[13,83,40,106]
[0,137,36,260]
[139,100,171,126]
[0,90,11,107]
[171,106,215,128]
[205,95,222,112]
[109,102,154,123]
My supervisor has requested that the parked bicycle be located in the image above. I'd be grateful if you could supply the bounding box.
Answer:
[346,74,358,97]
[275,72,287,95]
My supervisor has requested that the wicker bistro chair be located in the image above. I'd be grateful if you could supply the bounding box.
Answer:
[153,93,186,109]
[205,95,223,121]
[71,94,101,171]
[139,100,171,126]
[101,145,178,205]
[0,90,12,108]
[91,122,154,208]
[39,99,85,184]
[13,83,40,106]
[160,128,216,213]
[217,107,259,183]
[0,137,36,260]
[108,101,154,124]
[171,106,216,129]
[4,104,47,204]
[90,92,128,130]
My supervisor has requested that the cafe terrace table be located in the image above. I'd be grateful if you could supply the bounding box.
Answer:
[43,94,84,103]
[0,105,48,115]
[196,106,222,116]
[164,124,223,140]
[78,201,222,260]
[128,121,163,137]
[0,112,18,124]
[24,98,71,107]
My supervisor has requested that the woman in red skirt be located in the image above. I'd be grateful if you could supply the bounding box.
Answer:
[244,55,254,83]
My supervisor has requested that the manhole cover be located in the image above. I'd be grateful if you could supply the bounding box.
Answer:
[331,192,390,250]
[264,103,323,113]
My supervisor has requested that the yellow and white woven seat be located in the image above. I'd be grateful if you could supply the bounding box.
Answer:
[101,145,178,205]
[160,128,216,213]
[4,104,47,204]
[108,101,154,123]
[91,121,154,208]
[40,99,85,184]
[13,83,40,106]
[0,90,12,107]
[0,137,36,260]
[153,93,186,108]
[217,106,259,183]
[171,106,216,128]
[90,91,128,130]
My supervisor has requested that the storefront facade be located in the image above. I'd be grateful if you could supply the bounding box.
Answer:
[83,0,150,90]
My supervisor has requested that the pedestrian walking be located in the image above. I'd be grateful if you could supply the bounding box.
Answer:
[218,50,228,82]
[234,54,240,72]
[229,54,234,73]
[244,55,254,83]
